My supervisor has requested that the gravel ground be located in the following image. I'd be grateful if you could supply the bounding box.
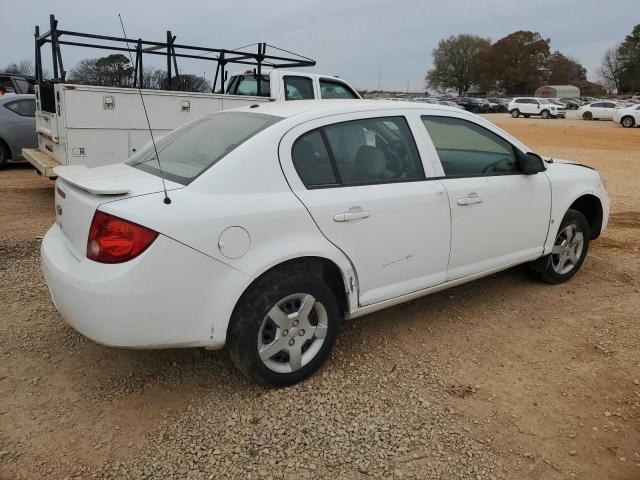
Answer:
[1,115,639,480]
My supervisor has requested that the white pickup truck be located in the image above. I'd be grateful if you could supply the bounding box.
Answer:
[23,70,360,178]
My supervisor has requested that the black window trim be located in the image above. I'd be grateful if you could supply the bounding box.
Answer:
[421,114,527,180]
[292,115,427,190]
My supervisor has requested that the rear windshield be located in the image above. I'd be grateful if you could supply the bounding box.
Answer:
[127,112,281,185]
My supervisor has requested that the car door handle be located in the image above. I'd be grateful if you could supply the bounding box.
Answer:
[457,195,483,206]
[333,211,371,222]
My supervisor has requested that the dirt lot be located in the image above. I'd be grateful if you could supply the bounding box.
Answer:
[1,115,639,480]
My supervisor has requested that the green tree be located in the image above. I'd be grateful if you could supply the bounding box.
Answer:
[426,34,491,95]
[70,54,133,87]
[477,31,550,95]
[618,24,640,93]
[547,52,586,84]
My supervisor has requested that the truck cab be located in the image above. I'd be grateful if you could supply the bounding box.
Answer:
[225,70,361,101]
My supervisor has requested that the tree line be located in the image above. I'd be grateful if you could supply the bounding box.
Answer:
[3,54,211,93]
[426,25,640,96]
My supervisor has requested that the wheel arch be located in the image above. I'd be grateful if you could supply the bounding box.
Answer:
[226,255,352,343]
[0,135,11,160]
[568,194,604,240]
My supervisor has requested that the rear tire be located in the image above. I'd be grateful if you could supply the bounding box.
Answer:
[531,209,590,284]
[0,141,10,169]
[227,271,340,387]
[583,111,593,120]
[621,116,635,128]
[511,109,520,118]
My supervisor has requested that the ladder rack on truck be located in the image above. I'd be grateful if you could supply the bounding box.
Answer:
[23,15,324,178]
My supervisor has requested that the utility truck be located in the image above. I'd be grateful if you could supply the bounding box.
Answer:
[23,15,360,178]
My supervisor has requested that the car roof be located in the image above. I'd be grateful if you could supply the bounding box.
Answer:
[229,99,465,119]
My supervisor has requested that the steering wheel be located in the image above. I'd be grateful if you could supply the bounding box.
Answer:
[481,157,513,174]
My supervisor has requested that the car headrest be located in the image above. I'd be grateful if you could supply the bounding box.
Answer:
[355,145,386,179]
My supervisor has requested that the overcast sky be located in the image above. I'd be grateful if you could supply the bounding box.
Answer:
[1,0,638,91]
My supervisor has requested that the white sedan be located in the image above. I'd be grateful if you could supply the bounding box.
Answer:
[613,104,640,127]
[42,100,609,386]
[577,101,623,120]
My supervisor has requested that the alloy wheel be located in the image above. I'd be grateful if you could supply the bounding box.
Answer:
[551,224,584,275]
[622,117,634,128]
[257,293,328,373]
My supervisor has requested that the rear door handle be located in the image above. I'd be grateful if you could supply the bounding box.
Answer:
[457,194,483,206]
[333,210,371,222]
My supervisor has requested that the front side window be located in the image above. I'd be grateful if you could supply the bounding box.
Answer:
[4,99,36,117]
[128,112,280,185]
[284,76,314,100]
[422,116,519,177]
[319,79,358,99]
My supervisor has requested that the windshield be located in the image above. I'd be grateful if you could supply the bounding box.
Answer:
[127,112,281,185]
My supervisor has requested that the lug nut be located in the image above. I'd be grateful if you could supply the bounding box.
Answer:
[288,339,295,346]
[283,330,288,336]
[292,320,299,326]
[298,329,305,336]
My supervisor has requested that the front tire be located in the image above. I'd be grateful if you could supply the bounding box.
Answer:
[511,109,520,118]
[583,111,593,120]
[227,271,340,387]
[531,209,590,284]
[621,116,635,128]
[0,141,10,169]
[541,109,550,119]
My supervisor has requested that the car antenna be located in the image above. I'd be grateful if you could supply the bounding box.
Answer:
[117,13,171,205]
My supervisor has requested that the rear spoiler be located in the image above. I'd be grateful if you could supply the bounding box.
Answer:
[53,165,131,195]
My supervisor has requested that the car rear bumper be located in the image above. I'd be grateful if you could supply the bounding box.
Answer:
[41,224,247,349]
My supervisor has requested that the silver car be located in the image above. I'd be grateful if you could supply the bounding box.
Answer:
[0,94,37,168]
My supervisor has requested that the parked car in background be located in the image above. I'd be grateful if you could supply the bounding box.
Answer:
[0,73,36,95]
[439,100,465,110]
[478,98,500,113]
[486,97,510,112]
[560,98,581,109]
[546,98,567,109]
[456,97,489,113]
[508,97,566,119]
[577,101,622,120]
[0,94,37,168]
[42,100,609,386]
[612,104,640,127]
[579,96,599,105]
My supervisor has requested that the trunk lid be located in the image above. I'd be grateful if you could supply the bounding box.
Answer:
[53,163,182,259]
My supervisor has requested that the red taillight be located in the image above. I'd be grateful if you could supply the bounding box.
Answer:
[87,211,158,263]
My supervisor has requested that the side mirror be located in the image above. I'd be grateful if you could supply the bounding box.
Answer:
[521,152,546,174]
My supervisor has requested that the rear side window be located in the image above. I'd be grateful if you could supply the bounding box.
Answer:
[3,99,36,117]
[422,116,519,177]
[292,116,424,188]
[128,112,281,185]
[284,76,314,100]
[292,131,337,187]
[319,79,358,99]
[227,75,271,97]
